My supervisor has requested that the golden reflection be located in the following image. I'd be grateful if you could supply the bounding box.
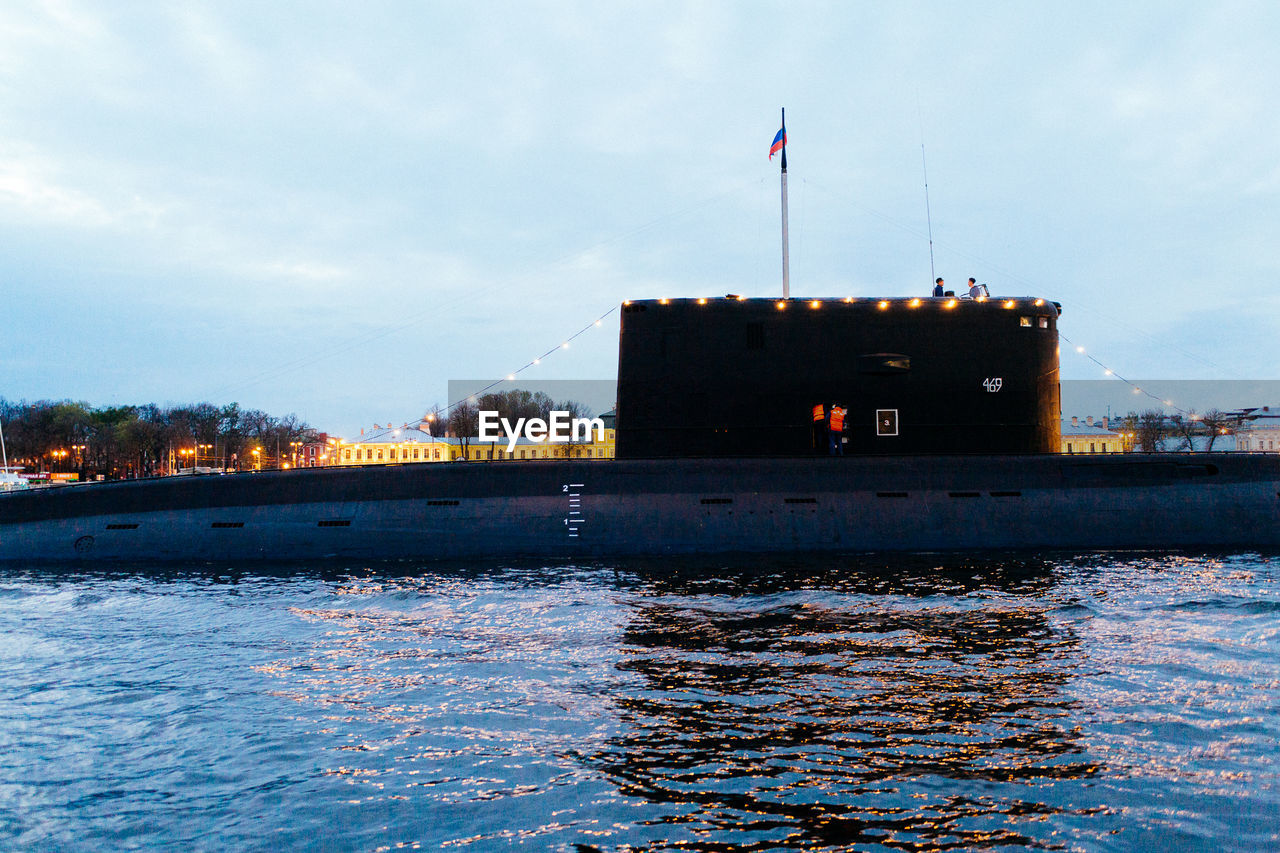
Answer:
[582,558,1102,849]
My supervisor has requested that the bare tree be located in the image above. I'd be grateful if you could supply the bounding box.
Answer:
[447,399,479,457]
[1200,409,1229,451]
[1168,414,1196,451]
[1136,410,1169,452]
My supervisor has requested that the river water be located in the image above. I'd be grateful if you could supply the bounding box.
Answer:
[1,553,1278,851]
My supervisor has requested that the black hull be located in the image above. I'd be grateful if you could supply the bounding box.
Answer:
[2,454,1278,562]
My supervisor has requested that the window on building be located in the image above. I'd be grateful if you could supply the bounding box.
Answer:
[344,449,351,460]
[1090,443,1095,453]
[1066,443,1073,453]
[389,449,396,460]
[377,450,383,460]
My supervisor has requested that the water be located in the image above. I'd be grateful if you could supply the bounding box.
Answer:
[2,554,1278,851]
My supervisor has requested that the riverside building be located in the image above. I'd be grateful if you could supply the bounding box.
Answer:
[1236,407,1280,452]
[333,411,616,465]
[1060,416,1125,454]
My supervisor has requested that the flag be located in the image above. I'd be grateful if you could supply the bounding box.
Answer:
[769,126,786,159]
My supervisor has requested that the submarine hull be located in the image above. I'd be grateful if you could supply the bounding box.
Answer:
[2,454,1278,562]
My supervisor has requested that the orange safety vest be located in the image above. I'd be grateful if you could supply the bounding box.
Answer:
[812,404,825,423]
[828,406,846,432]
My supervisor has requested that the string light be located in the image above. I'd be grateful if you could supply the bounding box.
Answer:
[1060,331,1194,416]
[405,304,619,431]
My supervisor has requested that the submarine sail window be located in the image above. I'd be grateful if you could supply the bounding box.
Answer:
[1020,316,1032,327]
[876,409,899,436]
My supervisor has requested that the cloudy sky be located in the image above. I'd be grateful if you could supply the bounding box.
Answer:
[3,1,1278,434]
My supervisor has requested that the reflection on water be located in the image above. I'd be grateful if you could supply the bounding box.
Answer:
[585,559,1102,850]
[3,554,1278,851]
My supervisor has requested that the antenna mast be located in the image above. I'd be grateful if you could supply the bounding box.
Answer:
[921,142,936,283]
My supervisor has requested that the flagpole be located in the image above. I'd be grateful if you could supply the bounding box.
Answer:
[779,107,790,299]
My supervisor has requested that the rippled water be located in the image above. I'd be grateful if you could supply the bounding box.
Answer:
[2,553,1278,851]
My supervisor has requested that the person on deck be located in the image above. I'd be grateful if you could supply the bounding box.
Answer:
[968,277,989,298]
[812,403,826,454]
[827,405,847,456]
[933,278,944,297]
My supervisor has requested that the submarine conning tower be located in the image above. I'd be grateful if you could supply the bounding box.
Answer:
[615,295,1062,458]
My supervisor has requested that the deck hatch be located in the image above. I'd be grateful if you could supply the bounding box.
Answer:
[317,520,352,527]
[105,523,139,530]
[211,522,244,529]
[427,500,460,506]
[990,491,1023,497]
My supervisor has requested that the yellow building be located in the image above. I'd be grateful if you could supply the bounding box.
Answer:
[461,410,616,461]
[1060,417,1125,454]
[334,425,462,465]
[333,412,617,465]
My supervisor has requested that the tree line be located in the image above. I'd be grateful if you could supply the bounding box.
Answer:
[0,399,317,479]
[1115,409,1232,452]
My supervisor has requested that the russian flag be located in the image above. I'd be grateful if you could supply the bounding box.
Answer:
[769,126,786,159]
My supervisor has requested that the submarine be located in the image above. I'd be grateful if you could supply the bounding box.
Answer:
[2,294,1279,562]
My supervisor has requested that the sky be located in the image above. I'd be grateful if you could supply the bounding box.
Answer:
[3,1,1279,435]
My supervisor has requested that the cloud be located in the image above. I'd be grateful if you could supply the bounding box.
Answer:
[0,148,115,227]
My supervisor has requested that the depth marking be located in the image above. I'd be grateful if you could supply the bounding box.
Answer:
[563,483,587,539]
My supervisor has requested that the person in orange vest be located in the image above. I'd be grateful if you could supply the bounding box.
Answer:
[812,403,826,454]
[827,404,847,455]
